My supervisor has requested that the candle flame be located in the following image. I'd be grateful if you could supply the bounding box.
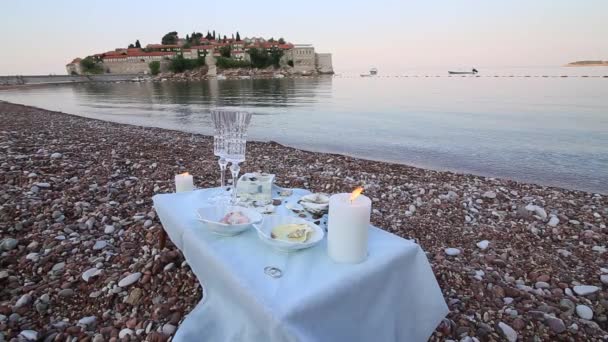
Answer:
[180,172,190,176]
[350,187,364,202]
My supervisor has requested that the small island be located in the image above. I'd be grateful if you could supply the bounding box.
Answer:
[66,30,333,79]
[565,60,608,67]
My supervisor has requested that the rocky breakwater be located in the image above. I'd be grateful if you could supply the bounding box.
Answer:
[0,101,607,341]
[152,66,307,82]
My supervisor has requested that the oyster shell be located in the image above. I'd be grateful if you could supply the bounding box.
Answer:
[300,193,330,204]
[279,189,293,197]
[285,202,304,212]
[299,193,330,215]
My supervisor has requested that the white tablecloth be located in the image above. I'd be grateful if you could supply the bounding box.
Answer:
[153,188,448,342]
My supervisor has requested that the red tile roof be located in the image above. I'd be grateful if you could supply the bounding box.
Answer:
[102,51,175,60]
[190,45,215,50]
[146,44,179,49]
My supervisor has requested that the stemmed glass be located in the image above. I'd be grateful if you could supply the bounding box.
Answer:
[211,110,253,205]
[225,111,252,205]
[211,111,228,192]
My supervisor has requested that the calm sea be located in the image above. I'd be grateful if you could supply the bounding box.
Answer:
[2,67,607,193]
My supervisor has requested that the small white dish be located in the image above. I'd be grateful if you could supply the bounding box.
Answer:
[253,215,324,252]
[196,205,262,236]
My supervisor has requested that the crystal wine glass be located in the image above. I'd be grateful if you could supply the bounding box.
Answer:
[224,111,253,205]
[211,110,228,190]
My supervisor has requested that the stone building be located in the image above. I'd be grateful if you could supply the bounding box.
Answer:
[65,58,82,75]
[102,51,173,74]
[283,44,334,74]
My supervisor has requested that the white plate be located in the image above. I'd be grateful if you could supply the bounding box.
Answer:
[196,205,262,236]
[253,215,324,252]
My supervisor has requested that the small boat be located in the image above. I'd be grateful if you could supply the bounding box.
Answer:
[448,68,478,75]
[360,68,378,77]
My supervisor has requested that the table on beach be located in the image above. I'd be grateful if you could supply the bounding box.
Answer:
[153,187,448,342]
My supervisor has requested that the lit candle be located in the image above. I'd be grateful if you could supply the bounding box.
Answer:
[327,187,371,263]
[175,172,194,192]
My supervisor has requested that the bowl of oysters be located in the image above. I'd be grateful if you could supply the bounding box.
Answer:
[253,215,324,252]
[196,205,263,236]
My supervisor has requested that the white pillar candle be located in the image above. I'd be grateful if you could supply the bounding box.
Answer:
[327,191,371,263]
[175,172,194,192]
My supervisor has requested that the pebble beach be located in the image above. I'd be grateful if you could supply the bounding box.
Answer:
[1,100,607,341]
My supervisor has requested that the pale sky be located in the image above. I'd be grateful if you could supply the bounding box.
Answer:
[1,0,606,75]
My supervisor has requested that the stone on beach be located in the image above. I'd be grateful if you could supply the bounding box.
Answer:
[525,204,548,220]
[118,272,142,287]
[576,305,593,320]
[482,191,496,199]
[444,248,461,256]
[19,330,38,341]
[82,268,102,282]
[548,215,560,227]
[497,322,517,342]
[92,240,107,250]
[476,240,490,250]
[0,238,18,251]
[15,294,32,308]
[573,285,599,296]
[50,152,63,159]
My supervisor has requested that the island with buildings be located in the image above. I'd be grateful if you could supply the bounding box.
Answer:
[565,60,608,67]
[66,31,333,79]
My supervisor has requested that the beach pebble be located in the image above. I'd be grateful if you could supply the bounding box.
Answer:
[15,294,32,308]
[548,216,560,227]
[58,289,74,297]
[19,330,38,341]
[576,305,593,320]
[545,316,566,334]
[573,285,599,296]
[601,275,608,285]
[52,262,65,272]
[498,322,517,342]
[143,220,153,228]
[78,315,97,327]
[525,204,547,220]
[50,152,62,159]
[118,272,141,287]
[0,238,18,251]
[163,263,175,272]
[162,323,177,335]
[535,281,550,289]
[35,182,50,188]
[119,328,134,339]
[482,191,496,199]
[93,240,107,250]
[0,271,8,279]
[104,225,115,234]
[82,268,102,282]
[445,248,461,256]
[476,240,490,250]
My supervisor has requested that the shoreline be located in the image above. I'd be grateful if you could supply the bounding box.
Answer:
[1,101,607,340]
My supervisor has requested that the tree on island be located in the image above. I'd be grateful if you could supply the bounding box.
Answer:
[149,61,161,75]
[278,38,285,44]
[128,43,135,48]
[236,32,241,41]
[80,56,104,74]
[206,31,212,40]
[161,31,178,45]
[219,45,231,58]
[135,40,141,48]
[186,34,190,42]
[213,30,216,40]
[223,35,227,43]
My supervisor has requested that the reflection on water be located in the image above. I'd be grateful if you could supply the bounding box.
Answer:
[1,71,607,193]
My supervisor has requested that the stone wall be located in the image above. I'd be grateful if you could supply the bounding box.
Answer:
[102,60,170,74]
[0,74,141,86]
[315,53,333,74]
